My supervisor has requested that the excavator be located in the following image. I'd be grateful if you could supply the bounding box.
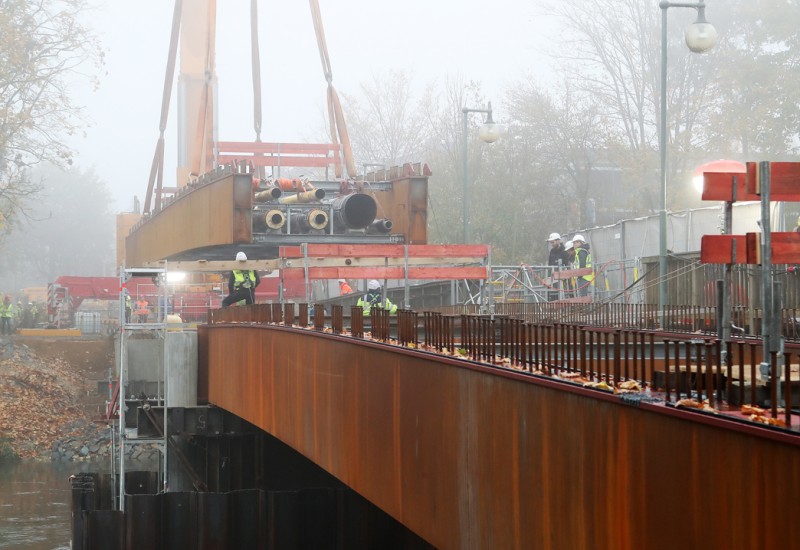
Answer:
[119,0,430,268]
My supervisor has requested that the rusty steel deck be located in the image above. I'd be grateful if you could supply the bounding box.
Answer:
[200,322,800,549]
[126,168,253,266]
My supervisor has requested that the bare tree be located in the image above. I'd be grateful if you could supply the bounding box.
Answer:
[417,76,486,246]
[548,0,719,211]
[700,0,800,157]
[0,164,114,288]
[341,70,431,172]
[0,0,103,226]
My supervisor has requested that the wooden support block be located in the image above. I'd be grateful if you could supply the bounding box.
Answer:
[746,232,761,264]
[281,266,488,280]
[700,235,748,264]
[16,328,82,337]
[746,162,800,201]
[279,244,490,259]
[767,232,800,264]
[742,232,800,265]
[702,172,757,202]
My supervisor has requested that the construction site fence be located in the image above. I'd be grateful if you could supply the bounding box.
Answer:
[489,260,643,304]
[492,260,800,310]
[209,303,799,433]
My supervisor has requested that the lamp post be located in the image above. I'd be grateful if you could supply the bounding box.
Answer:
[658,1,717,321]
[462,102,501,244]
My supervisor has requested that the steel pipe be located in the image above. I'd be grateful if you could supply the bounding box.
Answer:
[331,193,378,230]
[278,188,325,204]
[253,185,282,202]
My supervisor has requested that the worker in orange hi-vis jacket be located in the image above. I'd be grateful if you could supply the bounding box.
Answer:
[338,279,353,295]
[135,298,150,323]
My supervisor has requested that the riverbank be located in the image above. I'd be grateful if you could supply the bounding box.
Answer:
[0,336,114,461]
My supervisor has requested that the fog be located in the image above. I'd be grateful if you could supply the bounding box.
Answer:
[68,0,552,212]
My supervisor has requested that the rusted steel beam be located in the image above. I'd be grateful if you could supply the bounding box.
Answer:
[350,306,363,337]
[126,172,253,266]
[205,325,800,549]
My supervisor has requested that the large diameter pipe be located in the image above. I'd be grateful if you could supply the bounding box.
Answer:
[278,188,325,204]
[307,209,329,230]
[253,209,286,231]
[253,186,282,202]
[331,193,378,230]
[290,209,329,233]
[366,218,393,234]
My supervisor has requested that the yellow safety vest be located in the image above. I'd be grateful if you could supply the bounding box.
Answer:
[574,248,595,282]
[233,270,256,290]
[357,294,397,315]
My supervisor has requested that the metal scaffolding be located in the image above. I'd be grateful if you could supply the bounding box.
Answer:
[114,266,169,512]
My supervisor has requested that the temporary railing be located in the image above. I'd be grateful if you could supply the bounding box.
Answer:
[208,303,800,433]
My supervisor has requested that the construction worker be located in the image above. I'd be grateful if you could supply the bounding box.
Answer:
[338,278,353,295]
[547,232,567,301]
[124,293,132,323]
[572,234,594,298]
[30,302,41,327]
[562,240,576,298]
[794,216,800,233]
[22,303,33,328]
[222,251,260,307]
[135,298,150,322]
[357,280,397,315]
[0,296,13,335]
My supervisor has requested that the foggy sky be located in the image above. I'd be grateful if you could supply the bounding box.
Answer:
[67,0,551,212]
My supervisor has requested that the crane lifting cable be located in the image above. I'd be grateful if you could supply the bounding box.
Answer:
[309,0,356,178]
[144,0,183,214]
[250,0,262,142]
[189,2,216,180]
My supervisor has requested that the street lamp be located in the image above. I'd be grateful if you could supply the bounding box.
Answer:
[462,102,501,243]
[658,1,717,320]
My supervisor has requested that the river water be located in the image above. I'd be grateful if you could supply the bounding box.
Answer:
[0,461,97,550]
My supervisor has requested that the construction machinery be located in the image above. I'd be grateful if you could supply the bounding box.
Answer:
[120,0,430,267]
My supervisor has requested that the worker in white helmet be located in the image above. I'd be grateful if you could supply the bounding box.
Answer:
[547,232,567,301]
[356,280,397,315]
[222,251,261,307]
[562,241,576,297]
[571,235,594,298]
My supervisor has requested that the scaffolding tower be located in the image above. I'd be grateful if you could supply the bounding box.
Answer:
[113,266,169,511]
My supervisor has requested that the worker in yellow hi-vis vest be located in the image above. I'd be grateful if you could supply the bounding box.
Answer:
[0,296,14,335]
[356,280,397,315]
[572,234,594,298]
[222,251,261,307]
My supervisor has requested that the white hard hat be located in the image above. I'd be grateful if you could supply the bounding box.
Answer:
[236,251,247,261]
[547,232,561,241]
[564,240,574,251]
[368,279,381,290]
[338,279,346,283]
[572,234,585,243]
